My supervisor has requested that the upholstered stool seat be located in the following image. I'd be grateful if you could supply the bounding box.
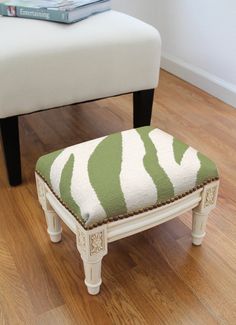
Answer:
[0,10,161,185]
[36,126,219,295]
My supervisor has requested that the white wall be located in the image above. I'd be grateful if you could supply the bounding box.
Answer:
[112,0,236,107]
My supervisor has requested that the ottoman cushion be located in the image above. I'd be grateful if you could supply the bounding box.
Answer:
[0,10,161,118]
[36,126,219,228]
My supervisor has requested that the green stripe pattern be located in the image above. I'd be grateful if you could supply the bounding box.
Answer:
[88,133,127,217]
[36,126,218,227]
[136,127,174,201]
[60,154,81,217]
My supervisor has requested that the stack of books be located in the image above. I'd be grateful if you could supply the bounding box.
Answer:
[0,0,111,24]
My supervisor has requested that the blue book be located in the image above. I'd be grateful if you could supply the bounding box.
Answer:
[0,0,111,24]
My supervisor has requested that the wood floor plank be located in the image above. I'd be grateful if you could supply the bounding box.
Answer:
[0,187,64,315]
[0,238,36,324]
[117,235,218,325]
[178,235,236,295]
[99,274,148,325]
[36,305,76,325]
[180,214,236,273]
[146,225,236,323]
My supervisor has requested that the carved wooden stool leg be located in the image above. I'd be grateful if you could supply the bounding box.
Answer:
[76,225,108,295]
[35,173,62,243]
[83,260,103,295]
[192,181,219,246]
[192,211,209,245]
[45,208,62,243]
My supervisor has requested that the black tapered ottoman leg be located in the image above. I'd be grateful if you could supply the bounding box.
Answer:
[0,116,22,186]
[133,89,155,128]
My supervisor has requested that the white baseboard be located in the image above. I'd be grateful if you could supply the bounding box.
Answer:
[161,53,236,108]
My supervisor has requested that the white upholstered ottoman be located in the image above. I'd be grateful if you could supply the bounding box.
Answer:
[0,10,161,185]
[36,126,219,295]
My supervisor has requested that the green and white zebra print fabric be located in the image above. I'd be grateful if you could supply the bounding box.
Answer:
[36,126,218,228]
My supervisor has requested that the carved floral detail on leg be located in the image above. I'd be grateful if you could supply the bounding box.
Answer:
[89,231,105,256]
[204,186,217,208]
[77,230,86,249]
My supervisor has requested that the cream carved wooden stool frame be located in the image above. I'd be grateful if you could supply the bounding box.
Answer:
[36,173,219,295]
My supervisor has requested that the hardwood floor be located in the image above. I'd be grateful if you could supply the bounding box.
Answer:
[0,70,236,324]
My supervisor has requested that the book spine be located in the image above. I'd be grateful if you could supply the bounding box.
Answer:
[0,5,69,23]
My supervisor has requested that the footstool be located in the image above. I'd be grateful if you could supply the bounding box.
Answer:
[0,10,161,186]
[35,126,219,295]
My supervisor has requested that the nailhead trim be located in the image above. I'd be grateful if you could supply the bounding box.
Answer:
[36,170,219,231]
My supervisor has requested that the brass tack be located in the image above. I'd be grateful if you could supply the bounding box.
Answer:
[37,172,218,230]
